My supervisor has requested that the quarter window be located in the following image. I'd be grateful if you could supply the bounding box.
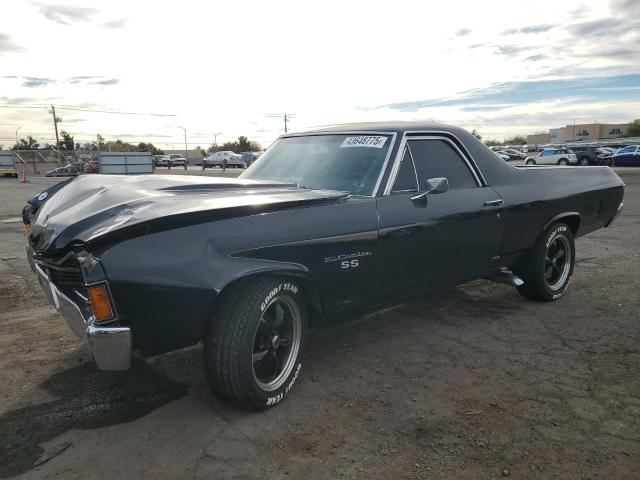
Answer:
[391,148,418,192]
[407,139,477,190]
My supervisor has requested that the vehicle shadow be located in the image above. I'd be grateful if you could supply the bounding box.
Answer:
[0,358,189,479]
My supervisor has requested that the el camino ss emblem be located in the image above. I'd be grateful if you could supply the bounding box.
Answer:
[324,251,372,269]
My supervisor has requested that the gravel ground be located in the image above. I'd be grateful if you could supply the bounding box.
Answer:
[0,168,638,479]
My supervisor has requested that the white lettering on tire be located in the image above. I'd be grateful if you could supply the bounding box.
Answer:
[260,282,299,312]
[266,363,302,406]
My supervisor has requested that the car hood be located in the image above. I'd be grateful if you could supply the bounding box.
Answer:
[28,174,348,254]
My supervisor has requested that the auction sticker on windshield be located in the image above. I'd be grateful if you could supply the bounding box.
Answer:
[340,136,388,148]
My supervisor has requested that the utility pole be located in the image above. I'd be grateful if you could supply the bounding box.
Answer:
[49,105,62,165]
[178,126,188,170]
[265,113,295,133]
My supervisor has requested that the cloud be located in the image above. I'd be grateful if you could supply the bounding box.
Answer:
[503,24,555,35]
[67,76,120,86]
[32,2,99,25]
[19,77,56,88]
[455,28,471,37]
[68,75,101,83]
[102,18,126,29]
[569,17,637,38]
[524,54,548,62]
[0,96,41,104]
[90,78,119,86]
[0,33,24,55]
[378,75,640,112]
[494,45,534,56]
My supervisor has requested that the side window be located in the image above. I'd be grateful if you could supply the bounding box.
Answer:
[407,139,477,190]
[392,148,418,193]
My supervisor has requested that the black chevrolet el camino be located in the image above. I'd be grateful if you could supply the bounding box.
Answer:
[23,122,624,410]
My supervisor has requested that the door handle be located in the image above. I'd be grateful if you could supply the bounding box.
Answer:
[483,199,504,207]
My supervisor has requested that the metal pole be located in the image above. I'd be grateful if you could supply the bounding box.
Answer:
[15,126,21,148]
[179,127,187,170]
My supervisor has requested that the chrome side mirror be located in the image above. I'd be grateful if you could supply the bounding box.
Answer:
[411,177,449,201]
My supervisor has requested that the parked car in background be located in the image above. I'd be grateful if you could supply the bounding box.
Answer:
[154,155,171,167]
[568,145,611,166]
[500,149,527,161]
[240,151,263,167]
[495,151,510,161]
[168,154,187,167]
[525,148,577,166]
[204,151,244,168]
[611,145,640,166]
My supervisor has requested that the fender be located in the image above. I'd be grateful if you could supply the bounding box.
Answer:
[542,211,581,236]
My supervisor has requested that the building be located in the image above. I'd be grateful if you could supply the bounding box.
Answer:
[562,123,632,142]
[526,132,550,144]
[549,127,565,143]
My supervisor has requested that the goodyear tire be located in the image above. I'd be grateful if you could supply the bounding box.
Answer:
[516,222,575,301]
[204,277,307,410]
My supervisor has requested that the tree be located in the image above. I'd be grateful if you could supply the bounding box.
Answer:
[207,136,262,154]
[0,144,3,150]
[137,142,164,155]
[12,135,39,150]
[504,135,527,145]
[471,129,482,141]
[60,130,75,150]
[628,120,640,137]
[484,139,501,146]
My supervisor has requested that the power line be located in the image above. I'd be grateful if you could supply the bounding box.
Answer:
[0,103,176,117]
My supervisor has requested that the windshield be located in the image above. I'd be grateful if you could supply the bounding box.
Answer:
[240,134,393,195]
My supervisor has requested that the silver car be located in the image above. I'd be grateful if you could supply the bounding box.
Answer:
[204,151,244,168]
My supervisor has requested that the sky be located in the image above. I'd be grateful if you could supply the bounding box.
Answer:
[0,0,639,149]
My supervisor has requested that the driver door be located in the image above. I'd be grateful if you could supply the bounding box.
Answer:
[375,137,505,302]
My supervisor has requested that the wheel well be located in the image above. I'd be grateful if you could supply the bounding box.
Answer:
[205,271,323,338]
[545,213,580,236]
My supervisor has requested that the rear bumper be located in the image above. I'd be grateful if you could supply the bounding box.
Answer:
[34,262,131,370]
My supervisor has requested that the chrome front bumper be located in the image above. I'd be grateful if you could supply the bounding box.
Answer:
[34,262,131,371]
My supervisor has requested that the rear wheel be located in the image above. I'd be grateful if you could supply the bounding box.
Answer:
[203,277,307,410]
[525,159,536,165]
[579,158,589,166]
[515,222,575,301]
[558,158,569,166]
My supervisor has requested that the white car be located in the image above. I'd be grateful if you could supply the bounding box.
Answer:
[525,148,577,166]
[204,151,244,168]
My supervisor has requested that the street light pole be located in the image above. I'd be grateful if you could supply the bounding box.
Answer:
[573,118,578,141]
[178,126,187,170]
[15,126,21,149]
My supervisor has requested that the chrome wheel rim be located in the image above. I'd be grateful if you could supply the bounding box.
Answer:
[545,235,571,290]
[252,296,301,392]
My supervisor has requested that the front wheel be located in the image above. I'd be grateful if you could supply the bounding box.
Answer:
[526,159,536,165]
[515,222,575,301]
[204,277,308,410]
[579,158,589,166]
[558,158,569,166]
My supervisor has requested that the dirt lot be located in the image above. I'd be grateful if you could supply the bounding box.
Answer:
[0,169,638,479]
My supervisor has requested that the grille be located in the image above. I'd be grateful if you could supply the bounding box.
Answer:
[49,267,84,289]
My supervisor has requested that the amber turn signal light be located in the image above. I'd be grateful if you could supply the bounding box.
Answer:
[87,285,114,321]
